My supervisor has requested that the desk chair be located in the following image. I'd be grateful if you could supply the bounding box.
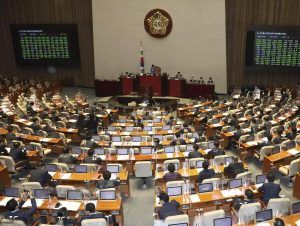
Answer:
[53,162,70,172]
[0,219,26,226]
[231,202,261,224]
[279,158,300,186]
[30,142,52,156]
[235,171,252,185]
[21,127,34,135]
[189,158,205,168]
[178,145,187,152]
[81,218,108,226]
[197,209,225,226]
[80,163,98,173]
[166,181,185,193]
[202,178,220,190]
[135,161,152,188]
[20,182,42,192]
[56,185,75,199]
[0,156,27,174]
[267,198,290,216]
[256,146,273,162]
[164,214,189,226]
[10,124,21,132]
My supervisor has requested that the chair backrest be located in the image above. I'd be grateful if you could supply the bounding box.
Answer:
[81,218,108,226]
[213,155,229,166]
[164,214,189,226]
[56,185,75,199]
[259,146,274,161]
[53,162,70,172]
[189,157,205,168]
[80,163,97,173]
[30,142,44,155]
[0,156,16,173]
[267,198,290,216]
[20,182,42,192]
[202,178,220,189]
[239,135,249,143]
[135,161,152,178]
[163,159,180,171]
[200,209,225,226]
[104,148,116,155]
[178,145,187,152]
[238,202,261,224]
[287,159,300,177]
[0,219,26,226]
[235,171,252,184]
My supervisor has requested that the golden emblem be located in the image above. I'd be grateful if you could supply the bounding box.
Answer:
[144,9,172,38]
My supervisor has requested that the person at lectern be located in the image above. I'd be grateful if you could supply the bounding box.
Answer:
[207,77,214,85]
[151,64,155,75]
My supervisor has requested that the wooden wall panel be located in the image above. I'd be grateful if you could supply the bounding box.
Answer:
[0,0,94,87]
[226,0,300,91]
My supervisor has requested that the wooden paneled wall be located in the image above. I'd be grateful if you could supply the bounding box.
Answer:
[226,0,300,91]
[0,0,94,87]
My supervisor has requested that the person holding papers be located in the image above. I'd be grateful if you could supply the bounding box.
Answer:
[96,171,119,189]
[79,203,107,226]
[224,156,245,179]
[163,163,182,182]
[258,172,281,205]
[198,160,215,183]
[157,192,181,220]
[5,190,37,225]
[188,144,202,159]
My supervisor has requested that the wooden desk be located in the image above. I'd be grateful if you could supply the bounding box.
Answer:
[18,134,62,145]
[206,122,225,139]
[293,173,300,199]
[0,165,11,187]
[0,128,8,135]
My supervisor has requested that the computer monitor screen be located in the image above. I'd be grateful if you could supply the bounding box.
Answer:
[163,125,171,130]
[118,119,126,123]
[112,136,121,142]
[193,132,199,138]
[256,209,273,222]
[74,165,87,173]
[94,148,105,155]
[117,148,128,155]
[256,174,267,184]
[4,187,19,197]
[273,145,280,154]
[91,135,101,141]
[132,136,142,142]
[196,160,204,168]
[167,186,182,196]
[126,126,134,132]
[25,144,34,150]
[67,190,83,200]
[248,135,255,141]
[214,217,232,226]
[225,157,234,165]
[107,165,119,173]
[198,183,213,193]
[153,135,163,141]
[140,147,153,155]
[34,189,49,199]
[164,146,175,153]
[108,126,116,131]
[144,126,152,131]
[292,202,300,214]
[186,144,194,152]
[44,164,58,172]
[100,190,116,200]
[71,147,82,155]
[229,179,242,189]
[208,142,214,149]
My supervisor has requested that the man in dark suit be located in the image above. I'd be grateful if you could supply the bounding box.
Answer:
[170,132,186,146]
[5,190,37,224]
[188,144,202,159]
[229,113,238,126]
[233,125,242,141]
[198,160,215,183]
[158,192,182,220]
[5,127,17,142]
[79,203,107,226]
[258,173,281,205]
[224,156,245,179]
[153,138,163,151]
[83,149,102,164]
[180,123,192,134]
[58,146,76,165]
[29,166,53,187]
[96,171,119,189]
[207,140,225,158]
[9,142,27,163]
[233,188,256,211]
[272,130,282,145]
[30,117,42,132]
[163,163,182,182]
[166,116,175,126]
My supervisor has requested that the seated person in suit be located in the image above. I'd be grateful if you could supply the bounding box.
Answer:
[188,143,202,159]
[5,190,37,225]
[233,189,256,211]
[83,149,102,164]
[58,146,77,165]
[157,192,182,220]
[166,116,175,126]
[224,156,245,179]
[0,135,7,147]
[234,125,242,141]
[10,141,27,163]
[43,121,55,134]
[198,160,215,183]
[30,117,42,132]
[273,218,285,226]
[153,138,163,151]
[163,163,182,182]
[81,134,96,148]
[285,124,297,140]
[29,165,53,187]
[262,116,272,130]
[79,203,107,226]
[258,172,281,205]
[135,118,144,129]
[170,132,186,146]
[143,112,152,121]
[87,113,98,135]
[96,171,119,189]
[76,113,88,134]
[250,118,259,135]
[0,143,9,156]
[229,113,238,126]
[180,123,192,133]
[272,130,282,145]
[5,126,17,142]
[207,140,225,158]
[26,102,35,117]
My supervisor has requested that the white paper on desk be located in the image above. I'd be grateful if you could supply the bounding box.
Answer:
[166,153,174,158]
[246,141,258,146]
[61,173,72,179]
[167,130,173,134]
[183,152,189,157]
[48,172,56,177]
[111,173,118,180]
[41,138,51,142]
[22,199,44,207]
[278,116,285,120]
[255,223,271,226]
[221,189,243,198]
[288,149,300,156]
[112,142,122,146]
[0,197,16,206]
[58,201,81,211]
[5,147,11,153]
[68,119,77,123]
[122,132,130,136]
[190,194,200,203]
[117,155,129,160]
[67,129,76,132]
[203,149,212,154]
[295,219,300,226]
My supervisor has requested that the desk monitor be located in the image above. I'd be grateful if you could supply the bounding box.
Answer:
[107,165,119,173]
[140,147,153,155]
[163,125,171,130]
[164,146,175,153]
[25,144,35,150]
[165,162,179,171]
[107,126,116,131]
[117,148,128,155]
[196,160,204,169]
[198,183,213,193]
[144,126,152,131]
[153,135,163,141]
[112,136,121,142]
[100,190,116,200]
[132,136,142,142]
[229,178,242,189]
[44,164,58,172]
[167,186,182,196]
[256,174,267,184]
[292,202,300,214]
[186,144,194,152]
[91,135,101,141]
[94,148,105,155]
[272,145,281,154]
[193,132,199,138]
[287,140,296,149]
[71,147,82,155]
[126,126,134,132]
[118,119,126,123]
[225,157,234,165]
[212,118,219,124]
[256,209,273,222]
[34,189,49,199]
[153,118,161,123]
[4,187,19,197]
[214,217,232,226]
[74,165,87,173]
[67,190,83,200]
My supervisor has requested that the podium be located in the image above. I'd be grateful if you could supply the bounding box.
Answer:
[168,79,184,97]
[139,76,162,96]
[121,77,134,95]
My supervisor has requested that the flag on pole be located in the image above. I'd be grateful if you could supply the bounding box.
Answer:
[140,41,144,75]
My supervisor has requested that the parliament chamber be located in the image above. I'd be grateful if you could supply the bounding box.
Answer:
[1,0,300,226]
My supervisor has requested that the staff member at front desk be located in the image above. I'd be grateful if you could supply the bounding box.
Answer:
[4,190,37,225]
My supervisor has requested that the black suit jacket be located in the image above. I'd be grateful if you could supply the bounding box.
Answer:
[9,147,27,163]
[158,200,181,220]
[198,168,215,183]
[188,150,202,159]
[207,149,225,157]
[224,162,245,179]
[258,182,281,204]
[29,168,52,187]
